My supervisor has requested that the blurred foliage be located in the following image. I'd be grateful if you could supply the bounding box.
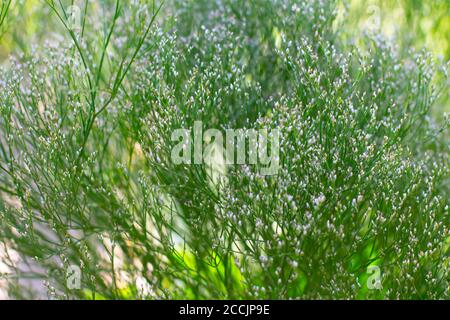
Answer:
[339,0,450,60]
[1,0,449,60]
[1,0,448,111]
[0,0,450,299]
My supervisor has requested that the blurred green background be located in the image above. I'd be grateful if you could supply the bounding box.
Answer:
[1,0,449,60]
[341,0,450,60]
[0,0,448,300]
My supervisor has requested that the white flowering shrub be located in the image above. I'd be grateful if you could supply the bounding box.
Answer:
[0,0,448,299]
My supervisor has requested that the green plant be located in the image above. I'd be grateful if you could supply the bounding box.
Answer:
[0,0,448,299]
[0,0,11,32]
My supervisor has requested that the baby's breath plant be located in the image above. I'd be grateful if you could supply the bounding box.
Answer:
[0,0,448,299]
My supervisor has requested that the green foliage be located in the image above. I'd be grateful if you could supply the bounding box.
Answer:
[0,0,448,299]
[0,0,11,33]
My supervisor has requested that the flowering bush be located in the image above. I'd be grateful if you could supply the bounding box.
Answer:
[0,0,448,299]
